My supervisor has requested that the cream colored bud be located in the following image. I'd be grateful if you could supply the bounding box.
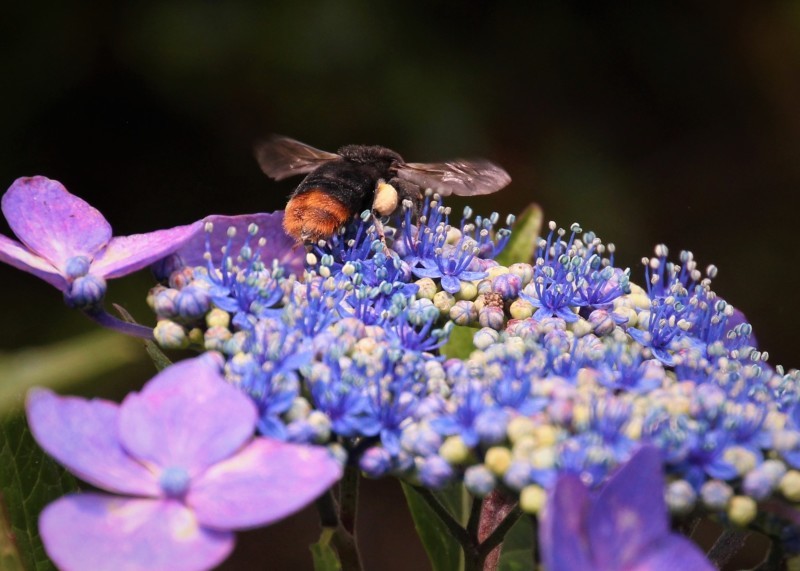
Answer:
[439,436,471,465]
[520,485,547,514]
[485,447,513,476]
[507,416,536,443]
[779,470,800,502]
[728,496,757,527]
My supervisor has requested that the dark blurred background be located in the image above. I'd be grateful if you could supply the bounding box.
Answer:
[2,1,798,569]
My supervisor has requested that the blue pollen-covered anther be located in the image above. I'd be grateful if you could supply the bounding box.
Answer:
[64,255,91,279]
[159,466,191,498]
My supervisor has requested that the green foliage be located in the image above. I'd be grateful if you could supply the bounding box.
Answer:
[0,414,78,571]
[0,331,142,418]
[113,304,172,371]
[401,482,468,571]
[310,528,342,571]
[495,204,542,267]
[440,326,478,360]
[498,515,536,571]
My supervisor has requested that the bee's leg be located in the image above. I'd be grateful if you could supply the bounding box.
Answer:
[388,177,422,220]
[371,215,392,255]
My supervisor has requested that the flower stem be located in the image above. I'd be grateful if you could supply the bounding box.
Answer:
[476,490,520,570]
[315,483,363,571]
[83,307,154,339]
[339,466,359,535]
[476,505,522,570]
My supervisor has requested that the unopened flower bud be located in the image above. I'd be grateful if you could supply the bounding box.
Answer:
[439,436,471,465]
[509,299,534,320]
[206,308,231,329]
[64,274,106,308]
[665,479,696,515]
[728,496,757,527]
[485,446,512,476]
[456,281,478,301]
[415,278,438,300]
[519,485,546,514]
[450,300,477,326]
[154,320,188,349]
[464,465,496,497]
[360,447,392,478]
[419,456,454,489]
[508,263,533,286]
[779,470,800,502]
[700,480,733,511]
[473,327,500,350]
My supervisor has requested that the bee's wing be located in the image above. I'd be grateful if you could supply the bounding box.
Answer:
[395,160,511,196]
[254,136,340,181]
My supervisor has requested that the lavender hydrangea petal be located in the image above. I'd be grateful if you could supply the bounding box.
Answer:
[2,176,111,271]
[176,213,303,276]
[0,234,67,289]
[188,438,342,530]
[539,474,593,571]
[40,494,234,571]
[91,222,202,279]
[589,447,667,569]
[118,355,257,473]
[441,275,462,294]
[627,535,714,571]
[26,388,158,496]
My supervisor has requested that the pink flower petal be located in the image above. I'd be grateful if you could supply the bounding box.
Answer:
[176,213,303,276]
[91,222,203,279]
[40,494,234,571]
[189,438,342,530]
[539,474,593,571]
[118,355,257,474]
[26,388,158,496]
[2,177,111,272]
[0,234,67,290]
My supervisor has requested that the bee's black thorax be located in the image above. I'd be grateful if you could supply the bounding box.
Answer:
[292,156,396,214]
[337,144,403,165]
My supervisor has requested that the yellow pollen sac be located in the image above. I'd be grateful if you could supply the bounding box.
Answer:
[372,181,399,217]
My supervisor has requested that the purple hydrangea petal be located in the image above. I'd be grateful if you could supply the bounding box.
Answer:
[0,234,67,290]
[539,474,593,571]
[627,535,714,571]
[25,388,158,496]
[91,222,202,279]
[589,447,667,569]
[176,213,303,276]
[40,494,234,571]
[2,177,111,271]
[188,438,342,530]
[118,355,257,474]
[441,275,462,294]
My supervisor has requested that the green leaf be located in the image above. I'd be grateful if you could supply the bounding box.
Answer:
[113,304,172,371]
[495,204,543,267]
[143,339,173,372]
[0,330,142,418]
[498,515,535,571]
[401,482,465,571]
[310,528,342,571]
[440,326,477,360]
[0,413,79,571]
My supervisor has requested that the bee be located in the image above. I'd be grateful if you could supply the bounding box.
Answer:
[255,136,511,244]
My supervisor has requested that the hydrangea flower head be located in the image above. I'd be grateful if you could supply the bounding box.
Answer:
[0,176,200,306]
[540,446,713,571]
[26,353,342,571]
